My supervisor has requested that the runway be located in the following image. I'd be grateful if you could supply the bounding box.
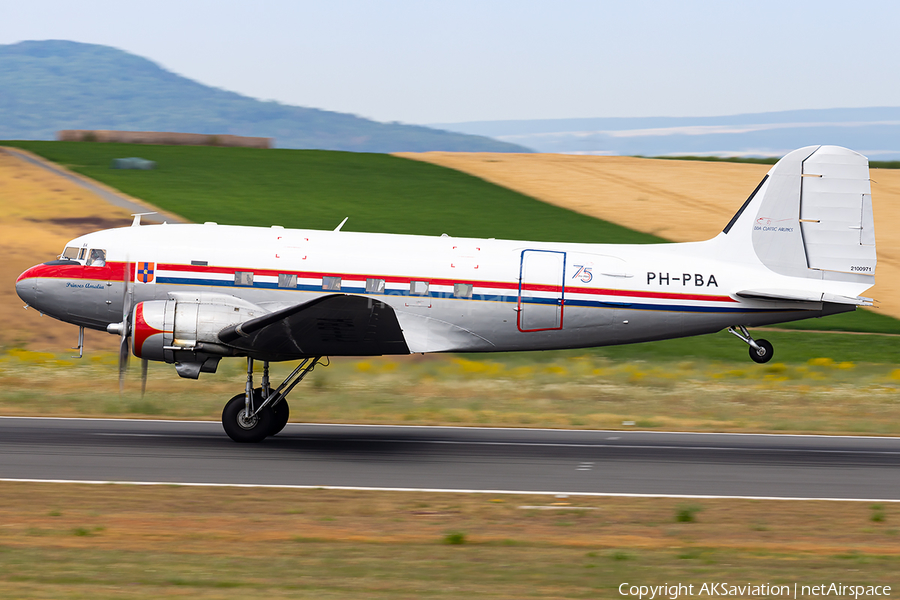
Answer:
[2,146,185,223]
[1,417,899,501]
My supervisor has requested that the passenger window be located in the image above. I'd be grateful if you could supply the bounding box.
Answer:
[366,278,385,293]
[62,247,79,260]
[410,281,429,296]
[278,274,297,288]
[235,271,254,286]
[454,283,473,298]
[86,249,106,267]
[322,276,341,291]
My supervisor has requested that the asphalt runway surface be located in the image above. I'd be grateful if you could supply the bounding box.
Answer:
[1,417,899,501]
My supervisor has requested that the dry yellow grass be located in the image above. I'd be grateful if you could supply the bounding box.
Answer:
[0,147,131,351]
[398,152,900,319]
[3,352,900,435]
[1,483,898,556]
[0,482,898,598]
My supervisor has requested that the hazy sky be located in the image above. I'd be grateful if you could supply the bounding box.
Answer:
[3,0,899,124]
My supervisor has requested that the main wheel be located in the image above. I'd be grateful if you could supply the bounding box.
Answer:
[749,339,774,364]
[253,388,291,435]
[222,392,275,443]
[270,398,290,436]
[252,388,290,436]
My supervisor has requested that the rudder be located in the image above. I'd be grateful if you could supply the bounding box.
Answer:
[719,145,876,284]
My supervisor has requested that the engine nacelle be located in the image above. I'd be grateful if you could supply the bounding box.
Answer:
[130,300,172,363]
[131,293,267,378]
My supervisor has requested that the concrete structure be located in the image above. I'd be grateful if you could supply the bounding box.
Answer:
[57,130,272,149]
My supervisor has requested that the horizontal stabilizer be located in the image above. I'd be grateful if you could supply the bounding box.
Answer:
[736,289,873,306]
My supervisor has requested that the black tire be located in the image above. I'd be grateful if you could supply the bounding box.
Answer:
[222,392,274,443]
[254,388,290,436]
[749,339,774,364]
[270,398,290,436]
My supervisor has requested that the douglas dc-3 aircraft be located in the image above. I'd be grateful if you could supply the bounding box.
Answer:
[16,145,877,442]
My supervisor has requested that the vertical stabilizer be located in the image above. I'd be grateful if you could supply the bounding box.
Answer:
[719,145,876,285]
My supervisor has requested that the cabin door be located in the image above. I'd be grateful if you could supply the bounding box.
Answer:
[517,250,565,332]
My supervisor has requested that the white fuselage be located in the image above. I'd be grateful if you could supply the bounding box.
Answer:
[17,222,863,356]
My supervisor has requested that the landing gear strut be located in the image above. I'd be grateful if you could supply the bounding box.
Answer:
[221,356,320,443]
[728,326,774,364]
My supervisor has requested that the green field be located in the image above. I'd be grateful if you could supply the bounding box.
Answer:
[5,141,663,244]
[6,140,899,359]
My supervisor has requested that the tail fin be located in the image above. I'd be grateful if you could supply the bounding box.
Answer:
[718,145,876,285]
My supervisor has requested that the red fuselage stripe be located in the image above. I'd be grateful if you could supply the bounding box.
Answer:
[21,260,739,304]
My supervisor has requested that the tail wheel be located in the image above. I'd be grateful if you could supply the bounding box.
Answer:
[222,392,274,443]
[749,339,774,364]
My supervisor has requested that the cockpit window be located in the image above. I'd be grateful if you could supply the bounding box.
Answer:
[61,247,80,260]
[78,248,86,260]
[86,249,106,267]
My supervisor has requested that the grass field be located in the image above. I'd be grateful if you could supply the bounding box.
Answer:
[764,308,900,334]
[1,140,898,434]
[2,141,664,244]
[0,147,134,352]
[4,343,900,434]
[2,144,899,597]
[2,141,898,434]
[4,140,899,345]
[0,482,897,599]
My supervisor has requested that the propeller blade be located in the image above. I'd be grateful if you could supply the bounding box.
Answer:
[119,256,134,395]
[118,334,130,394]
[140,359,148,398]
[122,257,133,320]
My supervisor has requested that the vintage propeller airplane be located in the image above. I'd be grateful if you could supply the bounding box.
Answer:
[16,145,877,442]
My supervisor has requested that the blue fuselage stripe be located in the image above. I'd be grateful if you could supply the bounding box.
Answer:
[154,276,786,314]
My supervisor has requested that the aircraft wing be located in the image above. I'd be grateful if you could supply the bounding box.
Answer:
[736,289,873,306]
[218,294,410,360]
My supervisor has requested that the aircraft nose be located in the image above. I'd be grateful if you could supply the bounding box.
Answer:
[15,266,39,307]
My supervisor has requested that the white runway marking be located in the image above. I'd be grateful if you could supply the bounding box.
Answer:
[1,478,899,503]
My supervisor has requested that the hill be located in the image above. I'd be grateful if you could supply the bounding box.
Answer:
[0,40,530,154]
[431,108,900,159]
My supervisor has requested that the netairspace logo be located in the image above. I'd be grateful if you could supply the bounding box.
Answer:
[618,582,892,599]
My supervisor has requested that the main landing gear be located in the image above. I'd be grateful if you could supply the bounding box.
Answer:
[728,326,774,364]
[222,356,320,443]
